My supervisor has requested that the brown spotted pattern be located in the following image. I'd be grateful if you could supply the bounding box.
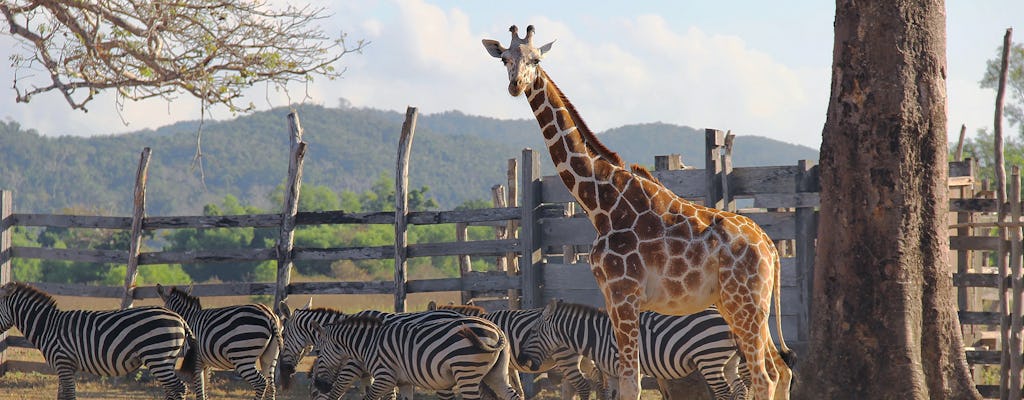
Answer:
[483,25,791,400]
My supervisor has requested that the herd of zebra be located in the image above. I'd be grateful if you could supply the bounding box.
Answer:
[0,281,757,400]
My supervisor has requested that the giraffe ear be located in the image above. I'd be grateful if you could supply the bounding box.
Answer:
[482,39,506,58]
[538,40,555,56]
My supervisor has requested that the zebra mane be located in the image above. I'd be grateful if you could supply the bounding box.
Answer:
[328,314,383,327]
[167,286,203,309]
[3,282,57,309]
[551,300,607,318]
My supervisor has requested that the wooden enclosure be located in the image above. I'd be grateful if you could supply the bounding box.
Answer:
[0,110,1015,398]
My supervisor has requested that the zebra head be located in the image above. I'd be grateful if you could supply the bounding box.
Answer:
[155,284,202,316]
[0,282,15,331]
[278,299,316,389]
[518,299,565,370]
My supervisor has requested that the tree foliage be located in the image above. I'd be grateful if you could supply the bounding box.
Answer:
[0,0,364,112]
[982,41,1024,136]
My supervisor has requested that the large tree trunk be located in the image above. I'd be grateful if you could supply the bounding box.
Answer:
[792,1,981,399]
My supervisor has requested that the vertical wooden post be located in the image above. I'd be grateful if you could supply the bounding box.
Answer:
[506,158,521,309]
[1010,166,1023,400]
[519,149,543,310]
[492,184,509,273]
[121,147,152,309]
[705,129,725,209]
[956,160,975,311]
[995,28,1013,400]
[655,154,684,171]
[274,111,307,316]
[795,159,818,343]
[394,107,418,313]
[0,190,12,376]
[720,132,736,212]
[456,222,473,304]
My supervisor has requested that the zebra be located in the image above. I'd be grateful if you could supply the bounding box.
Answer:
[312,314,522,400]
[156,284,282,400]
[519,300,748,400]
[0,282,193,400]
[427,301,599,400]
[277,299,467,398]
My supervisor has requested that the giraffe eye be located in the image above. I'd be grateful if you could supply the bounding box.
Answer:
[531,59,540,65]
[501,58,511,66]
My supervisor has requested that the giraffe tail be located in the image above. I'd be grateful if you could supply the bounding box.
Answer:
[774,253,795,366]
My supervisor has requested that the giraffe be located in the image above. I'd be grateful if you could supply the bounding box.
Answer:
[482,25,793,400]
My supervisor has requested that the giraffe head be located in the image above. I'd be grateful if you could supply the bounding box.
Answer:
[482,24,554,96]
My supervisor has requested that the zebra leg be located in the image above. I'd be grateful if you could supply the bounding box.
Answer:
[192,363,209,400]
[235,362,271,400]
[696,358,734,400]
[477,348,521,400]
[144,357,187,400]
[550,352,594,400]
[54,366,77,400]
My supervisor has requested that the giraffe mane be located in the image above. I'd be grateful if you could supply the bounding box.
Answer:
[630,163,663,185]
[540,69,625,168]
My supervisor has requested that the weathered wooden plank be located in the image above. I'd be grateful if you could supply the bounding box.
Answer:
[650,169,709,198]
[122,147,151,309]
[949,159,975,178]
[144,214,282,229]
[950,198,998,213]
[30,282,123,297]
[13,214,131,229]
[540,176,575,204]
[966,350,1001,365]
[407,272,520,293]
[959,311,1002,325]
[296,210,396,225]
[408,207,520,225]
[746,212,797,240]
[975,384,999,398]
[13,247,126,263]
[394,107,417,313]
[138,248,276,264]
[134,283,278,298]
[521,149,544,309]
[5,335,33,348]
[408,239,520,258]
[542,217,595,247]
[294,246,395,261]
[288,281,395,295]
[728,166,803,196]
[949,236,1001,251]
[954,273,1003,288]
[752,192,821,209]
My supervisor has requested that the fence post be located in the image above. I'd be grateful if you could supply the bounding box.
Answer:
[1010,166,1022,400]
[121,148,152,309]
[721,132,736,212]
[506,158,521,309]
[0,190,12,376]
[394,107,418,313]
[795,160,818,343]
[705,129,725,209]
[519,149,543,310]
[456,222,473,304]
[274,111,308,316]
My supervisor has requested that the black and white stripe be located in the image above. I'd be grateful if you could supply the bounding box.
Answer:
[0,282,192,400]
[520,300,747,400]
[313,314,522,400]
[157,284,281,400]
[428,301,598,400]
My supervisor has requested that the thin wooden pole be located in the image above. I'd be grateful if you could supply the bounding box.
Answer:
[1010,165,1022,400]
[721,131,736,212]
[274,111,307,316]
[492,185,508,273]
[0,190,12,377]
[995,28,1013,400]
[506,158,520,309]
[394,106,418,313]
[456,222,472,304]
[955,124,967,162]
[121,147,151,309]
[704,129,725,209]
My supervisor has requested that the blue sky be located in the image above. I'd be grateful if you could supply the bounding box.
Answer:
[1,1,1020,150]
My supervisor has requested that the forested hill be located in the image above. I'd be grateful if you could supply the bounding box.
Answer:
[0,104,818,215]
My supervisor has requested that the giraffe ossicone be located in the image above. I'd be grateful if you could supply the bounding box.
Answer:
[483,25,794,400]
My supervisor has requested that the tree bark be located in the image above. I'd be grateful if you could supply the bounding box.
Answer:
[792,1,981,399]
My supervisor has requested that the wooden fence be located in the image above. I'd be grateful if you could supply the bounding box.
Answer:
[0,109,1014,398]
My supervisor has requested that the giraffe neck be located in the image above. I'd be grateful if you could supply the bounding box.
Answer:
[525,68,625,214]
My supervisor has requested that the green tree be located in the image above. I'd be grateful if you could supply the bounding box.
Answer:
[164,195,275,282]
[982,41,1024,136]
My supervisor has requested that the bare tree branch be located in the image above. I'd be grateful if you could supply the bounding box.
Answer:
[1,0,366,113]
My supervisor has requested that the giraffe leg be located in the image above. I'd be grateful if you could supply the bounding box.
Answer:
[606,299,642,400]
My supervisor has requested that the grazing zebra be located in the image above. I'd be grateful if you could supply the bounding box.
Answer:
[0,282,192,400]
[312,314,521,400]
[277,299,466,398]
[519,300,747,400]
[427,301,598,400]
[156,284,282,400]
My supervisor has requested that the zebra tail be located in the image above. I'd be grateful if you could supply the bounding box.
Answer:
[179,328,200,380]
[458,324,505,353]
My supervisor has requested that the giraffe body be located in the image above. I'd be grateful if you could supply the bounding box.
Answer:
[483,25,792,400]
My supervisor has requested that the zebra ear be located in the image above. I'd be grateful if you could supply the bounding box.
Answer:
[280,301,292,319]
[303,297,313,310]
[186,283,194,295]
[155,284,166,298]
[312,322,327,337]
[427,301,437,310]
